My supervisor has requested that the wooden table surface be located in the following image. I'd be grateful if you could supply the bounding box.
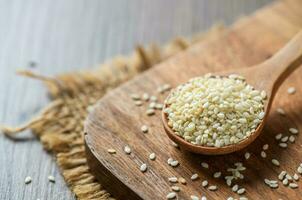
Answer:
[0,0,273,199]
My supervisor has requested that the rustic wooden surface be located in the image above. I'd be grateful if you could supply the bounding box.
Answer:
[85,0,302,199]
[0,0,273,199]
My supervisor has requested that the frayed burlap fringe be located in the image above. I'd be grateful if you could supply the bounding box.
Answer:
[1,25,224,200]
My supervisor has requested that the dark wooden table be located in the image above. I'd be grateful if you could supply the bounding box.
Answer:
[0,0,272,199]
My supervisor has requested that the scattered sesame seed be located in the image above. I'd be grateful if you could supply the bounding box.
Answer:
[237,188,245,195]
[289,135,295,143]
[232,184,238,192]
[149,153,156,160]
[24,176,32,184]
[263,144,269,150]
[279,143,287,148]
[275,133,282,140]
[191,173,199,180]
[140,163,147,172]
[201,196,207,200]
[261,151,267,158]
[146,108,155,116]
[227,197,234,200]
[293,173,299,181]
[244,152,250,160]
[142,93,150,101]
[213,171,222,178]
[167,158,173,165]
[202,180,208,187]
[289,128,299,134]
[171,142,179,148]
[239,197,248,200]
[170,160,179,167]
[287,87,296,94]
[281,136,289,142]
[107,149,116,154]
[149,102,156,108]
[155,103,164,110]
[289,183,298,189]
[282,178,289,186]
[276,108,286,116]
[141,125,149,133]
[272,159,280,167]
[201,162,209,169]
[130,94,140,100]
[171,186,180,192]
[297,166,302,174]
[226,178,232,186]
[134,101,143,106]
[168,177,178,183]
[286,174,293,181]
[166,192,176,199]
[278,171,287,180]
[124,146,131,154]
[179,177,187,185]
[48,175,55,183]
[208,185,218,191]
[150,96,157,102]
[190,195,199,200]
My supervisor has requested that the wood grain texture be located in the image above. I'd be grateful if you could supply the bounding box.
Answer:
[0,0,273,199]
[85,0,302,199]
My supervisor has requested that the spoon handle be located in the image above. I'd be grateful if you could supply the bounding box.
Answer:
[265,30,302,88]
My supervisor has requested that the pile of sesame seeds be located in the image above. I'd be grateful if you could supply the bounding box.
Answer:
[164,74,266,147]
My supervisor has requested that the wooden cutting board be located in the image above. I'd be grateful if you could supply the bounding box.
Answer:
[84,0,302,199]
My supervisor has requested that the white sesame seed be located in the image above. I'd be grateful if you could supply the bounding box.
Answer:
[282,178,289,186]
[272,159,280,166]
[191,173,199,180]
[167,158,173,165]
[141,125,149,133]
[297,166,302,174]
[263,144,269,150]
[149,102,156,108]
[107,149,116,154]
[134,101,143,106]
[155,103,164,110]
[237,188,245,195]
[146,108,155,116]
[150,96,157,102]
[202,180,208,187]
[190,195,199,200]
[289,183,298,189]
[168,177,178,183]
[227,197,234,200]
[261,151,267,158]
[24,176,32,184]
[140,163,147,172]
[276,108,286,116]
[244,152,251,160]
[293,173,299,181]
[278,171,287,180]
[201,196,207,200]
[208,185,218,191]
[163,84,171,91]
[201,162,209,169]
[170,160,179,167]
[239,197,248,200]
[264,179,271,185]
[171,142,179,148]
[179,177,186,185]
[232,184,238,192]
[48,175,55,183]
[226,179,232,186]
[275,133,282,140]
[213,171,222,178]
[279,143,287,148]
[149,153,156,160]
[289,135,295,143]
[142,93,150,101]
[287,87,296,94]
[281,136,289,142]
[166,192,176,199]
[130,93,140,100]
[171,186,180,192]
[124,146,131,154]
[286,174,293,181]
[269,183,279,188]
[289,128,299,134]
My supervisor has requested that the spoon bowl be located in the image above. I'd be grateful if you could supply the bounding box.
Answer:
[162,30,302,155]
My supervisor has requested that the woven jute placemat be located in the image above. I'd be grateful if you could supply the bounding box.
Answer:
[1,25,224,199]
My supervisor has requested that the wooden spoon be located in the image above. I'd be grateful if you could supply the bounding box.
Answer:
[162,30,302,155]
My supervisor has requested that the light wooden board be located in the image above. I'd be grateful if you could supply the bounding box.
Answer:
[85,0,302,199]
[0,0,274,199]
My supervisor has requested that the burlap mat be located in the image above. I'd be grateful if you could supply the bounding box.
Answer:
[1,25,224,199]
